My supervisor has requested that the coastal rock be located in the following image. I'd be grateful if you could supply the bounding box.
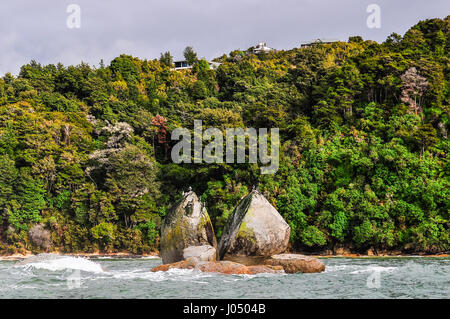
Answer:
[195,260,259,274]
[221,255,268,266]
[160,191,217,264]
[183,245,217,262]
[246,264,284,274]
[28,224,52,250]
[264,254,325,273]
[218,190,290,260]
[151,257,283,275]
[152,257,199,272]
[333,244,351,256]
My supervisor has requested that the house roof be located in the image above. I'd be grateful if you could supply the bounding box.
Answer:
[301,38,340,46]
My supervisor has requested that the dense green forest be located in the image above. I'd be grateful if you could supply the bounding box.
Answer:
[0,17,448,255]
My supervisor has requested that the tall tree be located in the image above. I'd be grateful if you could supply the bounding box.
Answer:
[159,51,173,67]
[183,46,198,65]
[400,67,428,115]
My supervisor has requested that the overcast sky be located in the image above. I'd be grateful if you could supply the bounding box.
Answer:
[0,0,448,74]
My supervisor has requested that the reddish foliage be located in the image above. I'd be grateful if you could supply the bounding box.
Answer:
[152,115,169,149]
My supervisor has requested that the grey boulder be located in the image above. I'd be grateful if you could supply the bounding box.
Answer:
[160,191,217,264]
[218,189,290,260]
[264,253,325,273]
[183,245,217,262]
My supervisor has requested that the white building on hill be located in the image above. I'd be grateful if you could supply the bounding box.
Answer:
[300,38,339,47]
[252,42,276,54]
[173,60,221,71]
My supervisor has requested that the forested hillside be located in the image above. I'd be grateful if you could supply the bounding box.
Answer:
[0,17,448,255]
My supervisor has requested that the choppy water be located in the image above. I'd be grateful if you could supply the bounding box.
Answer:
[0,255,449,298]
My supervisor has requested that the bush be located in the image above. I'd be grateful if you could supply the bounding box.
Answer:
[301,226,327,247]
[136,221,158,246]
[91,222,116,245]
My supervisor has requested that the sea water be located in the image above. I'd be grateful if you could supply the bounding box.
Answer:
[0,255,448,298]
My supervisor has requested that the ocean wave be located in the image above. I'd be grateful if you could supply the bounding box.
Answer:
[349,266,397,274]
[102,267,279,283]
[16,254,105,273]
[324,265,360,272]
[325,264,397,274]
[86,267,216,284]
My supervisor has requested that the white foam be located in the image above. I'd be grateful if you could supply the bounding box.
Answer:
[21,256,104,273]
[350,266,397,274]
[238,272,287,279]
[98,267,212,283]
[325,265,360,272]
[141,256,161,260]
[325,264,397,274]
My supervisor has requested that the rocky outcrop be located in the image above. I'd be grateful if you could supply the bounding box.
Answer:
[246,264,283,274]
[333,244,352,256]
[160,191,217,264]
[151,257,284,275]
[183,245,216,262]
[28,224,52,250]
[264,254,325,273]
[218,190,290,260]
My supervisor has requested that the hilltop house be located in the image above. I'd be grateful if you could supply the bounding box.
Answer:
[252,42,276,54]
[300,38,339,47]
[174,60,191,70]
[173,60,221,71]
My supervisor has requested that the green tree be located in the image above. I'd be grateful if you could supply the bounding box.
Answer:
[183,46,198,66]
[159,51,173,67]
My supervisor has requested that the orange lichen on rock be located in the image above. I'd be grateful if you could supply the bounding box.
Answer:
[264,254,325,273]
[151,257,284,275]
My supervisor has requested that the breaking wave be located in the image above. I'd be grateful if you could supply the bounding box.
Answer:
[325,264,397,274]
[349,266,397,274]
[16,254,105,273]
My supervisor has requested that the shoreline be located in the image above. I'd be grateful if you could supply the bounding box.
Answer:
[0,251,161,261]
[0,251,448,261]
[315,253,450,258]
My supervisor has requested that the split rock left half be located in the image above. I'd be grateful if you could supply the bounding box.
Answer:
[160,190,218,264]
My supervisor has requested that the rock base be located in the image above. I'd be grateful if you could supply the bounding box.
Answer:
[183,245,217,262]
[264,254,325,273]
[222,255,268,266]
[151,257,284,275]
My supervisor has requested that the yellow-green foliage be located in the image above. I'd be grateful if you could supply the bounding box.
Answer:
[0,17,449,255]
[236,221,256,244]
